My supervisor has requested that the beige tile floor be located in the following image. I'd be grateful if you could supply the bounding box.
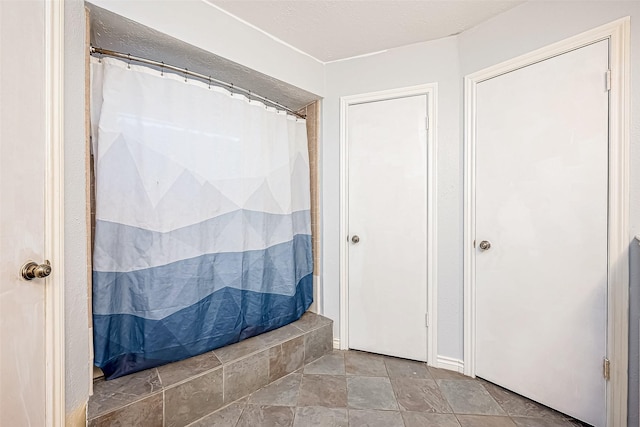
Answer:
[188,350,590,427]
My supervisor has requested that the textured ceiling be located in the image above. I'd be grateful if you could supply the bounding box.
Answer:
[209,0,524,62]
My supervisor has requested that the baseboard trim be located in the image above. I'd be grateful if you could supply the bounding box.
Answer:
[436,355,464,373]
[331,341,464,374]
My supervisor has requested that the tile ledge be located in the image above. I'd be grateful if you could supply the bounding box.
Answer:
[160,364,223,390]
[88,312,334,423]
[87,389,163,421]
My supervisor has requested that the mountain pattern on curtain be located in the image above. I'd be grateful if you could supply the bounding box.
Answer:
[90,57,313,380]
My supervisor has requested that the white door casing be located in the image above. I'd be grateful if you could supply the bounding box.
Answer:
[464,18,630,427]
[339,84,438,365]
[476,40,608,425]
[0,1,66,426]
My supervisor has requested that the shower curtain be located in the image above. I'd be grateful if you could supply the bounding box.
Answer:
[90,57,313,379]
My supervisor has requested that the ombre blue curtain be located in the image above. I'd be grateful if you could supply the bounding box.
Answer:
[90,57,313,379]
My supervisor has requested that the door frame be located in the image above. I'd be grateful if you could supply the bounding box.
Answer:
[45,1,66,425]
[463,18,630,426]
[339,84,438,365]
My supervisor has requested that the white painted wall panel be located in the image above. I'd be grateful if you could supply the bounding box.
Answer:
[64,0,91,420]
[323,36,462,359]
[323,3,640,384]
[57,2,640,424]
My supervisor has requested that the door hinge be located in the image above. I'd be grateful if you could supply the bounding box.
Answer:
[603,358,610,380]
[425,313,429,327]
[425,115,429,130]
[606,70,612,91]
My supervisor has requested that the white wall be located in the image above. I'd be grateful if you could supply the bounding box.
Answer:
[87,0,325,97]
[64,1,91,423]
[322,36,463,359]
[63,0,640,423]
[322,7,640,413]
[458,2,640,424]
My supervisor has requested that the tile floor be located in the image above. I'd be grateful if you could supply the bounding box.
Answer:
[190,350,590,427]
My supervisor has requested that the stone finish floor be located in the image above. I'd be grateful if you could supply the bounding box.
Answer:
[189,350,590,427]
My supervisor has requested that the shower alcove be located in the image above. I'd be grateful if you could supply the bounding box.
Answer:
[86,4,326,426]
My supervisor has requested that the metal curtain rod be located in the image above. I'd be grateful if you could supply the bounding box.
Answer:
[90,46,306,119]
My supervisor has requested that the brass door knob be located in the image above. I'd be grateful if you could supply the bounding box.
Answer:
[21,260,52,280]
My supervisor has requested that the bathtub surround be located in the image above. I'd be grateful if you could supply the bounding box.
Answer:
[90,57,313,379]
[87,312,333,426]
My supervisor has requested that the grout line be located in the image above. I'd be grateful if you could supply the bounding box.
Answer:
[299,320,333,335]
[301,332,307,367]
[222,363,226,408]
[293,369,303,412]
[385,359,402,414]
[155,368,163,388]
[266,343,277,383]
[453,412,464,426]
[185,395,247,427]
[161,364,223,390]
[216,330,307,366]
[162,389,166,427]
[233,405,244,427]
[291,325,308,335]
[219,344,277,367]
[382,356,391,378]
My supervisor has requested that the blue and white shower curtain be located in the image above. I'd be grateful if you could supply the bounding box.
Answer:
[90,57,313,379]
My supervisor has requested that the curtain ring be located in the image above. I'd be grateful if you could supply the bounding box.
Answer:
[208,76,212,90]
[160,61,164,77]
[127,53,131,69]
[184,68,188,83]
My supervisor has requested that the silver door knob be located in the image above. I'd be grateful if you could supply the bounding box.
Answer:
[21,260,52,280]
[479,240,491,250]
[351,235,360,244]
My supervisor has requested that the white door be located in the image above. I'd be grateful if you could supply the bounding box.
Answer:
[0,1,50,425]
[348,95,428,361]
[475,41,609,426]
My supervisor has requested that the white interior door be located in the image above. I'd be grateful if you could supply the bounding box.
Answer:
[348,95,428,362]
[0,1,49,425]
[475,40,609,426]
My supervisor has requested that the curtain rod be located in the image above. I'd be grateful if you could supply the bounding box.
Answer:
[90,46,306,119]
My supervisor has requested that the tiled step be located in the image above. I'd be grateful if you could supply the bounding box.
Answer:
[88,312,333,427]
